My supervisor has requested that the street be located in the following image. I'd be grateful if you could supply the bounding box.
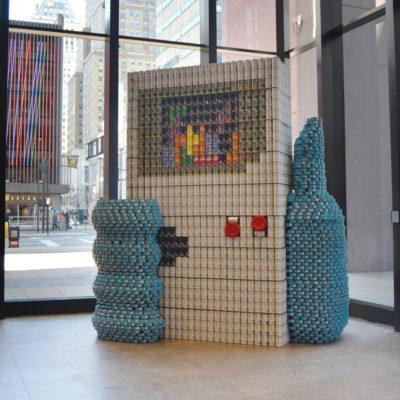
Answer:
[6,225,96,254]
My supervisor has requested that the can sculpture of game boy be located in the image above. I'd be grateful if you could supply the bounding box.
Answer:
[127,58,291,347]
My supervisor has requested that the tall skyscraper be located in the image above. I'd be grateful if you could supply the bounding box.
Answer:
[6,21,63,185]
[155,0,200,68]
[5,20,66,220]
[33,0,77,23]
[67,71,83,153]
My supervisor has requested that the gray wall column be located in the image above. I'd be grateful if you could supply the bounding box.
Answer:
[316,0,347,216]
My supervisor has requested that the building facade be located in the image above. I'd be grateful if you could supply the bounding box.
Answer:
[78,0,157,213]
[155,0,200,68]
[5,20,66,223]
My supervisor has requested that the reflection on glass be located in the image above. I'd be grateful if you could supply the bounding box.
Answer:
[342,0,385,24]
[288,0,316,49]
[217,0,276,52]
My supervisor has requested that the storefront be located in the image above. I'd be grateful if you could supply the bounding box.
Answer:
[5,193,42,226]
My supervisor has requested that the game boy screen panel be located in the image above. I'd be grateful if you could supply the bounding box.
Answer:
[137,79,268,176]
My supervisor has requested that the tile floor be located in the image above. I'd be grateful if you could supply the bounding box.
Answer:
[0,314,399,400]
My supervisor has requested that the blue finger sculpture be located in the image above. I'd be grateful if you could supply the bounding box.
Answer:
[286,117,349,343]
[91,199,164,342]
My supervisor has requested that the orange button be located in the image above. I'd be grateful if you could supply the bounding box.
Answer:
[225,222,240,237]
[252,215,267,231]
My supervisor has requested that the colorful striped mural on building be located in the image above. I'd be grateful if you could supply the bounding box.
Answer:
[6,21,62,184]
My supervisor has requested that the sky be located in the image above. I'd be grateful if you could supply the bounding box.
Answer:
[9,0,85,25]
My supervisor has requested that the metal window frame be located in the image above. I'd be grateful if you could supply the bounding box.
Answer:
[103,0,119,200]
[0,0,9,320]
[285,5,386,59]
[0,1,398,331]
[386,0,400,332]
[276,0,289,62]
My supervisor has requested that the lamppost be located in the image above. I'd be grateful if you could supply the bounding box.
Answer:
[37,159,49,234]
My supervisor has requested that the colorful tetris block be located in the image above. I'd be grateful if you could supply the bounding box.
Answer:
[126,58,291,347]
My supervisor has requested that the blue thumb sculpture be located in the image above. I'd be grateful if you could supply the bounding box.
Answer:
[286,117,349,343]
[91,199,164,342]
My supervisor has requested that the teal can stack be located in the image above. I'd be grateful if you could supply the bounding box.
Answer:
[91,199,164,343]
[286,117,349,343]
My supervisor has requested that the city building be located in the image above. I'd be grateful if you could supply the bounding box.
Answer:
[5,20,67,223]
[67,71,83,153]
[155,0,200,68]
[80,0,157,212]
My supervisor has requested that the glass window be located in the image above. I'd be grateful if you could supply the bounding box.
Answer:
[217,0,276,52]
[342,0,385,24]
[4,36,104,301]
[343,16,393,307]
[288,0,316,49]
[122,0,200,43]
[289,47,318,145]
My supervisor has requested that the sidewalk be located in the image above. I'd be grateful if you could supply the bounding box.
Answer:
[18,224,96,237]
[5,225,97,299]
[5,251,96,300]
[5,266,95,299]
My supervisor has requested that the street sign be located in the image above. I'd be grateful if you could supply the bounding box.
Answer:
[67,155,79,168]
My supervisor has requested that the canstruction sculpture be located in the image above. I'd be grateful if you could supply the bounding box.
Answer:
[286,117,349,343]
[91,199,164,342]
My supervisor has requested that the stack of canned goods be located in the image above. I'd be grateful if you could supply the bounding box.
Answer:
[286,117,349,344]
[91,199,165,342]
